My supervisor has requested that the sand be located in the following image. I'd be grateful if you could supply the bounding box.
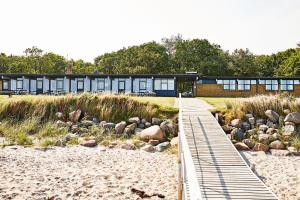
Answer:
[0,146,178,200]
[241,151,300,200]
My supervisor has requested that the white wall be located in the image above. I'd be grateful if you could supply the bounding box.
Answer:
[84,77,90,92]
[30,80,36,92]
[23,78,29,91]
[11,79,16,90]
[64,77,69,92]
[71,78,77,93]
[43,77,49,93]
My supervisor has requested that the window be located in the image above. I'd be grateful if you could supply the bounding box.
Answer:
[3,80,9,90]
[139,79,147,90]
[265,80,278,91]
[97,79,105,90]
[294,80,300,85]
[281,80,294,91]
[119,81,125,90]
[223,80,236,90]
[237,80,251,90]
[77,79,84,90]
[37,79,43,89]
[56,79,64,91]
[17,80,23,90]
[154,78,175,91]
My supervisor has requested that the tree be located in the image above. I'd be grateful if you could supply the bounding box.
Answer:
[24,46,44,73]
[275,48,300,76]
[161,34,183,55]
[228,49,258,76]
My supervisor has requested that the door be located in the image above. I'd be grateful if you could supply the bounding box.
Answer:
[36,79,43,94]
[118,80,125,93]
[77,79,84,93]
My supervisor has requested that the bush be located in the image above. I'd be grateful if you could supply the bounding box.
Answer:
[14,131,33,146]
[291,136,300,151]
[37,123,68,139]
[40,139,56,148]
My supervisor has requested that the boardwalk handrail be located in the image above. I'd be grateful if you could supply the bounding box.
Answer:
[178,93,202,200]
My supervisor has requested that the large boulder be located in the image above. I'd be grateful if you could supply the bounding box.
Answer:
[160,120,177,137]
[253,143,269,152]
[123,123,137,136]
[140,125,165,141]
[128,117,140,124]
[234,142,250,151]
[230,128,245,141]
[284,112,300,124]
[69,109,82,123]
[115,121,127,135]
[231,119,242,128]
[269,140,285,150]
[265,110,280,123]
[155,142,170,152]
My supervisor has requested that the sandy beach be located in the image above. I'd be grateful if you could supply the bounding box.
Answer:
[0,146,178,200]
[241,151,300,200]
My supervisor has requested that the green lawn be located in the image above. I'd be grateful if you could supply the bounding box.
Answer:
[198,97,239,110]
[130,96,175,108]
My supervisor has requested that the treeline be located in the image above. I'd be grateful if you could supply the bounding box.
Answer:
[1,35,300,76]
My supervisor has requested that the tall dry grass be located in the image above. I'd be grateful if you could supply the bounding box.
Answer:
[0,93,177,123]
[224,94,300,123]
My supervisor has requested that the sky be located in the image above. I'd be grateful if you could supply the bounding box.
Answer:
[0,0,300,62]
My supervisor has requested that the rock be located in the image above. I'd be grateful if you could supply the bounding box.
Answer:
[266,128,278,135]
[160,120,177,137]
[272,133,279,140]
[231,119,242,128]
[123,123,137,136]
[128,117,140,124]
[134,128,143,135]
[103,123,116,130]
[81,120,94,127]
[242,122,251,130]
[152,118,162,125]
[259,124,269,132]
[246,129,256,136]
[222,125,233,133]
[245,114,254,119]
[170,137,178,146]
[71,125,79,133]
[242,139,255,149]
[110,141,118,146]
[284,124,296,136]
[121,143,136,150]
[56,120,66,127]
[248,117,255,126]
[285,121,295,126]
[141,118,147,124]
[266,120,274,128]
[81,140,97,147]
[55,139,66,147]
[253,143,269,152]
[66,121,73,127]
[258,134,270,143]
[287,146,300,155]
[141,144,155,152]
[284,112,300,124]
[269,140,285,149]
[265,110,280,122]
[115,121,127,135]
[138,123,145,129]
[140,125,166,141]
[283,109,291,115]
[256,119,266,126]
[234,142,250,151]
[99,121,107,127]
[230,128,245,141]
[69,109,82,123]
[155,142,170,152]
[270,149,290,156]
[149,139,160,146]
[92,117,99,123]
[56,112,63,119]
[145,122,152,128]
[64,133,77,142]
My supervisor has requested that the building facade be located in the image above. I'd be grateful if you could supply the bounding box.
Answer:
[1,74,300,97]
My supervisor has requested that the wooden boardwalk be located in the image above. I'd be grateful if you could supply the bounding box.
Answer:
[179,97,278,200]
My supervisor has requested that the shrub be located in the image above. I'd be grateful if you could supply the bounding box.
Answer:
[37,123,68,139]
[14,131,33,146]
[67,137,79,145]
[291,136,300,151]
[40,139,56,148]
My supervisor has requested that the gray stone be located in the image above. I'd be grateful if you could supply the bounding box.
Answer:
[55,139,66,147]
[265,110,280,122]
[92,117,99,123]
[266,120,274,128]
[269,140,285,149]
[242,139,255,149]
[283,109,291,115]
[134,128,143,135]
[152,118,162,125]
[103,123,116,130]
[138,123,145,129]
[231,119,242,128]
[141,118,147,124]
[56,112,63,119]
[99,121,107,127]
[266,128,278,135]
[230,128,245,141]
[242,122,251,130]
[140,125,166,141]
[115,121,127,135]
[285,121,295,126]
[121,143,136,150]
[248,117,255,126]
[259,124,269,132]
[128,117,140,124]
[284,124,296,136]
[256,119,266,126]
[64,133,77,142]
[145,122,152,128]
[258,134,270,143]
[222,125,233,133]
[245,114,254,119]
[155,142,170,152]
[246,129,257,136]
[272,133,279,140]
[124,123,137,136]
[141,144,155,152]
[284,112,300,124]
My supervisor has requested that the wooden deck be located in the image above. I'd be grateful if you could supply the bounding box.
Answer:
[179,97,278,200]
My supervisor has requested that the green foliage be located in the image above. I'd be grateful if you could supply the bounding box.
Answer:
[67,137,79,145]
[40,139,56,148]
[291,136,300,151]
[37,123,68,139]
